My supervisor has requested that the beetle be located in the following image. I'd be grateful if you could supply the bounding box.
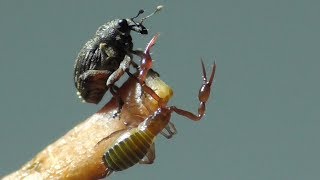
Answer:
[98,35,216,175]
[74,6,163,108]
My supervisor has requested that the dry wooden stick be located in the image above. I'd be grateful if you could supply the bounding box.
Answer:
[3,71,173,180]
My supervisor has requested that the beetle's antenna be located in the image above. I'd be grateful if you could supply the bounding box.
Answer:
[132,9,145,20]
[140,5,163,24]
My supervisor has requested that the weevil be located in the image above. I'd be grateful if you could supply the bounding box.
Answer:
[98,35,216,174]
[74,6,163,106]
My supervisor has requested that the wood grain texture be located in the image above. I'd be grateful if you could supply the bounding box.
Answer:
[3,71,173,180]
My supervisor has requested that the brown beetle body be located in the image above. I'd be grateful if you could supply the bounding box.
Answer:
[74,6,163,104]
[74,17,146,104]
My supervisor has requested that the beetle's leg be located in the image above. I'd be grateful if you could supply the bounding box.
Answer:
[139,143,155,164]
[110,85,124,118]
[170,60,216,121]
[106,55,132,87]
[160,122,177,139]
[125,52,140,70]
[131,49,145,58]
[131,49,146,67]
[130,54,139,69]
[131,50,146,68]
[123,53,139,89]
[106,55,133,117]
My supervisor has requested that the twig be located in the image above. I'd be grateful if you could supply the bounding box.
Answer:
[3,71,173,180]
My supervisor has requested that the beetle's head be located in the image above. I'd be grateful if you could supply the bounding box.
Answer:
[120,6,163,35]
[126,13,148,35]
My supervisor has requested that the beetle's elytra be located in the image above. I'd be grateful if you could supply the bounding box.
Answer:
[99,35,216,174]
[74,6,163,104]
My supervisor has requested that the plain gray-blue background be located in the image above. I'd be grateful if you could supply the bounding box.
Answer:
[1,0,319,179]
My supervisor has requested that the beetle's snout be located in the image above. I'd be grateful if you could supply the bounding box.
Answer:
[127,20,148,35]
[134,24,148,34]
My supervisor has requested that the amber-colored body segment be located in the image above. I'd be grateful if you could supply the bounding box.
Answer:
[102,107,172,172]
[103,129,155,171]
[101,35,216,175]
